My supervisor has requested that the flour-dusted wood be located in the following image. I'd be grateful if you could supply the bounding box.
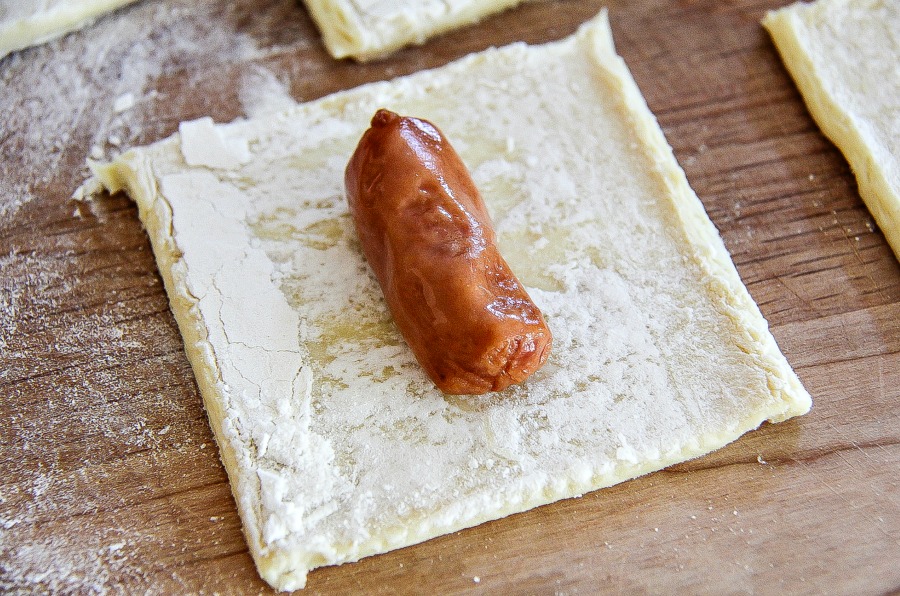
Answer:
[1,1,898,594]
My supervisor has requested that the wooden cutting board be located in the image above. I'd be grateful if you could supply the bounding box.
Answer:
[1,0,898,593]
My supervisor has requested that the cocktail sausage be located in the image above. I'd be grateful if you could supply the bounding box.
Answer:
[345,109,551,395]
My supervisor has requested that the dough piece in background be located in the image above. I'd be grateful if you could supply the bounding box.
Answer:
[0,0,141,59]
[91,11,810,591]
[763,0,900,260]
[302,0,528,60]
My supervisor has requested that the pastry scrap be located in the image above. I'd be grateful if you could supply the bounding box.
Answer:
[302,0,528,60]
[763,0,900,260]
[90,11,811,591]
[0,0,140,59]
[345,109,552,395]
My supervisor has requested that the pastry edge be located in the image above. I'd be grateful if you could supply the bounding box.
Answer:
[0,0,140,59]
[763,3,900,262]
[303,0,528,61]
[579,14,811,425]
[87,10,811,591]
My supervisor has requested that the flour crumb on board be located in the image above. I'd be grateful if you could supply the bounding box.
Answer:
[112,92,136,114]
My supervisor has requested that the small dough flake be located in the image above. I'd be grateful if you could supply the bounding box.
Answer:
[92,11,810,591]
[179,117,251,170]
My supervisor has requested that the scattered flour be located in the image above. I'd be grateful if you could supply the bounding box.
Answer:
[238,64,298,118]
[0,0,267,223]
[0,1,309,593]
[0,247,204,593]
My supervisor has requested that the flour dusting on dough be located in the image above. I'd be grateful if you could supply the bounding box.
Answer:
[89,13,809,590]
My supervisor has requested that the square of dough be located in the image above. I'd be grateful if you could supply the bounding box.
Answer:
[91,11,810,591]
[763,0,900,260]
[0,0,140,59]
[302,0,529,60]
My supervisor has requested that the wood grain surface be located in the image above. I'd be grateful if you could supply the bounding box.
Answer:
[2,0,898,593]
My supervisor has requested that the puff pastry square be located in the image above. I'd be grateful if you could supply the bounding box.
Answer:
[302,0,529,60]
[92,11,810,590]
[764,0,900,260]
[0,0,140,58]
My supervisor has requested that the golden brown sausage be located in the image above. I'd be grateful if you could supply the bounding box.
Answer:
[344,109,552,395]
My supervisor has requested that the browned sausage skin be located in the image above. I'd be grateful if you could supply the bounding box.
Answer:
[345,109,552,395]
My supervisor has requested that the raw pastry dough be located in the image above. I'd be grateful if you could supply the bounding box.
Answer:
[302,0,528,60]
[764,0,900,260]
[91,11,810,591]
[0,0,139,59]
